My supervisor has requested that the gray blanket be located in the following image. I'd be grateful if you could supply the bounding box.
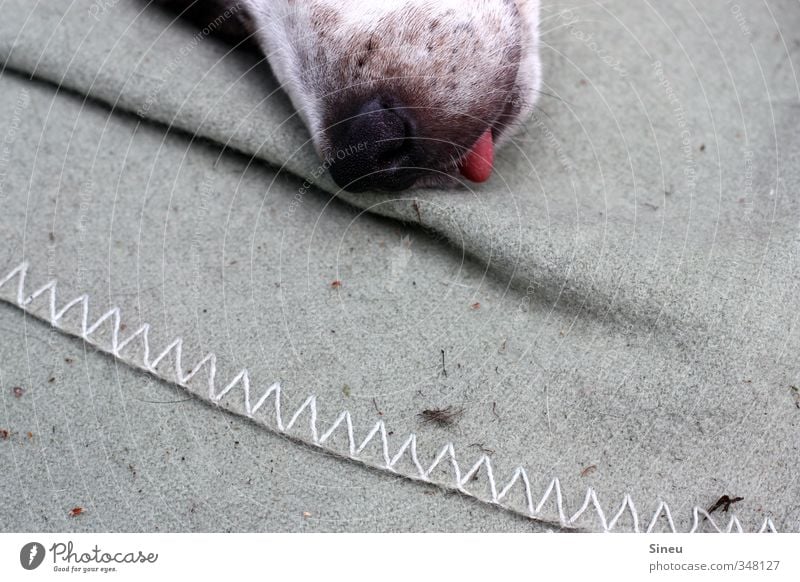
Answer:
[1,0,799,532]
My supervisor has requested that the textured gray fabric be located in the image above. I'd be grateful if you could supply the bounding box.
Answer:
[0,73,553,532]
[1,0,799,532]
[0,301,550,532]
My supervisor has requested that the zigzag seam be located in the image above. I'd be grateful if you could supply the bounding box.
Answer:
[0,261,780,533]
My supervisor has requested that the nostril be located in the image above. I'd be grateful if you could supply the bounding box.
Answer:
[376,132,413,167]
[327,97,422,192]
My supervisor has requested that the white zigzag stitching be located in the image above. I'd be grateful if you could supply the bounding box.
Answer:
[0,261,781,533]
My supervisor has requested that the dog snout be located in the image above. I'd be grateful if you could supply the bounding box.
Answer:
[327,97,424,192]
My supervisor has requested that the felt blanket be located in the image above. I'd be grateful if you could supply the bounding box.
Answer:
[1,0,799,532]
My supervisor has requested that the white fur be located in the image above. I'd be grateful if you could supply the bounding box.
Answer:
[236,0,542,185]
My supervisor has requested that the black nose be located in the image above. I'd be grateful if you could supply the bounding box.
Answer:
[327,98,422,192]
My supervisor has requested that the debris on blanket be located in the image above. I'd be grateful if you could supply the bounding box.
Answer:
[372,397,383,416]
[790,385,800,409]
[498,339,507,354]
[411,200,422,223]
[68,507,85,518]
[12,386,24,397]
[580,465,597,478]
[330,279,342,289]
[440,349,447,378]
[470,302,481,310]
[342,384,351,397]
[705,495,744,519]
[0,429,9,440]
[418,406,464,427]
[468,443,495,456]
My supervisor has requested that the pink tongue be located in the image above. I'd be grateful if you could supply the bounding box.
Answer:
[458,129,494,183]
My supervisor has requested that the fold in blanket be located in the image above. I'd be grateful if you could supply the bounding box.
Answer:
[1,0,799,531]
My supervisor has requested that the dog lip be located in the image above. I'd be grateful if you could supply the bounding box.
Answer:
[447,103,517,174]
[451,60,524,174]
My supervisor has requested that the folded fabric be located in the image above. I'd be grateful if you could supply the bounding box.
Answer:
[1,0,799,531]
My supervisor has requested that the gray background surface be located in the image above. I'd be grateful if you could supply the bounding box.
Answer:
[1,0,799,532]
